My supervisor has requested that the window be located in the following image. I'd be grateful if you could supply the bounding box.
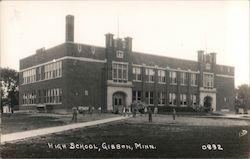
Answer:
[116,50,124,58]
[220,66,223,72]
[44,61,62,80]
[23,68,36,84]
[145,91,154,105]
[180,94,187,106]
[170,71,177,84]
[169,93,177,106]
[122,41,126,49]
[190,73,197,86]
[22,91,36,105]
[114,98,122,106]
[158,92,166,106]
[37,67,42,81]
[158,70,166,83]
[44,88,62,104]
[145,68,155,82]
[44,90,47,104]
[37,90,41,103]
[91,46,95,54]
[191,94,197,105]
[205,63,211,70]
[59,89,62,103]
[203,73,214,88]
[132,91,141,102]
[180,72,188,85]
[78,44,82,52]
[22,93,26,105]
[112,62,128,83]
[132,67,142,81]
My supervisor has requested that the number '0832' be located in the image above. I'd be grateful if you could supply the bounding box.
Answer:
[201,144,223,151]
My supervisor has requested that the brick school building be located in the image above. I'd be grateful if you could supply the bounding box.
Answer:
[19,15,235,114]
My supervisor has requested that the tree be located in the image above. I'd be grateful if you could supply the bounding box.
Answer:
[235,84,250,112]
[0,67,19,113]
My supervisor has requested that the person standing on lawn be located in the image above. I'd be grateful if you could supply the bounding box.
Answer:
[132,102,137,117]
[154,107,158,116]
[173,108,176,120]
[98,107,101,115]
[72,107,78,122]
[125,106,129,117]
[148,107,153,122]
[144,106,148,116]
[91,106,95,115]
[122,105,126,116]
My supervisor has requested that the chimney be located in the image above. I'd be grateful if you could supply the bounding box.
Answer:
[210,52,217,64]
[66,15,74,42]
[197,50,204,62]
[124,37,133,52]
[105,33,114,48]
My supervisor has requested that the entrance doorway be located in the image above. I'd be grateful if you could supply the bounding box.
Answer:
[113,92,126,113]
[203,96,212,112]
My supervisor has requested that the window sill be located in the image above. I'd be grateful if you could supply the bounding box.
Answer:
[169,105,177,106]
[146,81,155,84]
[170,83,177,85]
[158,104,165,106]
[147,104,154,106]
[158,82,166,84]
[180,105,187,107]
[44,103,62,105]
[133,80,142,82]
[180,84,187,86]
[21,104,37,106]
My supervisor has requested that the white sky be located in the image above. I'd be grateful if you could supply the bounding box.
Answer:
[0,1,249,87]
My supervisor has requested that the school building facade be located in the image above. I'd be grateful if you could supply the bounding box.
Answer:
[19,15,235,113]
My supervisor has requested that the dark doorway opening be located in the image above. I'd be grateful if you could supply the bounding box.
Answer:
[203,96,212,112]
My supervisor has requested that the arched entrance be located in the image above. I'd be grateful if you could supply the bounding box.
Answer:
[203,96,213,112]
[113,92,127,113]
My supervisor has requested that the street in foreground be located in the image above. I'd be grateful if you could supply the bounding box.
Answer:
[1,115,249,158]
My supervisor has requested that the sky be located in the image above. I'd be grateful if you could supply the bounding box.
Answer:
[0,1,249,87]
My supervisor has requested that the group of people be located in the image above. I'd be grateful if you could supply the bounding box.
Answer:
[122,106,129,117]
[128,101,178,123]
[72,103,178,123]
[71,106,102,122]
[146,107,176,122]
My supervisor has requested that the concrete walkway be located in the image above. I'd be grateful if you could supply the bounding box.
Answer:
[222,114,250,120]
[196,114,250,120]
[1,116,130,144]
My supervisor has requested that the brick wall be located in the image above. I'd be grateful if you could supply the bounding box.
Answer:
[215,76,235,111]
[63,59,106,110]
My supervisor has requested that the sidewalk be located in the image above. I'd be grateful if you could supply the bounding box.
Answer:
[1,116,130,144]
[223,114,250,119]
[196,114,250,120]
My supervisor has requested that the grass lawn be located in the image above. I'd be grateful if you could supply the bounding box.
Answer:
[1,115,249,158]
[1,112,119,134]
